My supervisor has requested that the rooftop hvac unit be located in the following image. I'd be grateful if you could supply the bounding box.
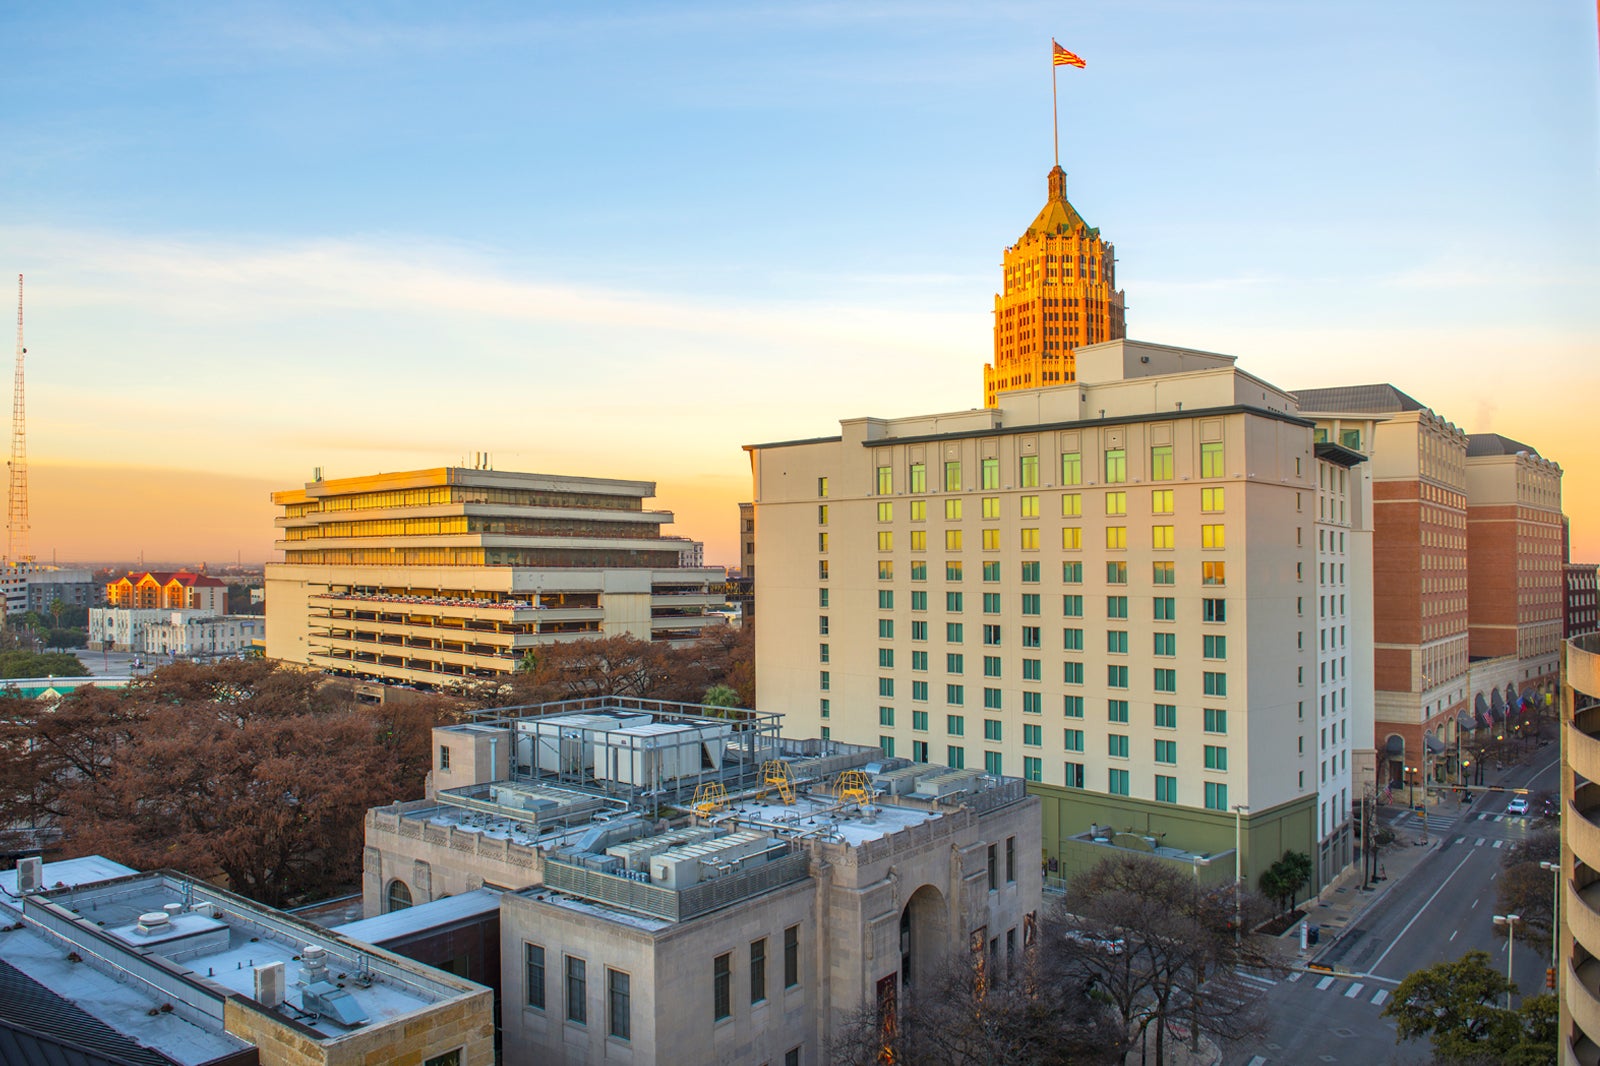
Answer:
[301,981,369,1028]
[254,962,285,1009]
[912,769,982,800]
[16,856,41,893]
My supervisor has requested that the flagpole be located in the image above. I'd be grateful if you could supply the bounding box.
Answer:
[1051,41,1060,167]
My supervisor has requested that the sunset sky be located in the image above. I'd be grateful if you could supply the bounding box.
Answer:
[5,2,1598,569]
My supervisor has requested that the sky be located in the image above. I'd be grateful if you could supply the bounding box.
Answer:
[3,1,1598,569]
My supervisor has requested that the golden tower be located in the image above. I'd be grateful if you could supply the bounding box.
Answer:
[983,166,1125,407]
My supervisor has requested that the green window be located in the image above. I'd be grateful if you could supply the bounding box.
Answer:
[1154,703,1177,729]
[879,706,894,726]
[1108,768,1130,795]
[1064,729,1084,752]
[1023,723,1042,747]
[912,650,928,671]
[983,592,1002,613]
[878,590,894,610]
[947,715,965,736]
[1107,630,1128,654]
[1155,739,1176,764]
[913,710,928,731]
[946,622,964,643]
[1155,775,1178,804]
[946,684,965,705]
[1061,452,1082,486]
[1021,626,1041,648]
[1153,632,1176,656]
[1019,455,1039,488]
[1107,664,1129,688]
[878,619,894,639]
[1022,658,1042,681]
[944,461,962,491]
[1204,781,1229,810]
[1104,448,1127,484]
[1154,597,1176,621]
[983,655,1002,677]
[1064,695,1084,718]
[1063,595,1084,617]
[1023,756,1042,782]
[879,677,894,697]
[1154,668,1177,693]
[1204,672,1228,697]
[948,745,965,768]
[1108,699,1129,724]
[983,561,1001,582]
[878,648,894,668]
[1063,761,1084,788]
[909,463,927,493]
[880,736,895,757]
[1204,634,1227,660]
[946,561,964,582]
[911,620,928,640]
[1150,444,1174,481]
[1022,691,1042,714]
[947,591,964,612]
[1108,734,1129,758]
[1064,661,1084,684]
[1107,596,1128,619]
[1204,708,1228,734]
[1205,744,1229,770]
[1021,561,1041,583]
[911,590,928,611]
[1201,441,1225,479]
[983,687,1002,709]
[981,457,1000,490]
[912,680,929,701]
[911,561,927,581]
[946,652,964,674]
[1152,561,1175,585]
[983,719,1002,741]
[984,751,1003,776]
[1021,593,1041,616]
[1063,627,1083,651]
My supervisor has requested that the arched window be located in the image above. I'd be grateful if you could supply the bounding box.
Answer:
[386,879,412,913]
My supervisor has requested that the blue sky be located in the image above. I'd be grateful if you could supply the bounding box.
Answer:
[3,2,1597,564]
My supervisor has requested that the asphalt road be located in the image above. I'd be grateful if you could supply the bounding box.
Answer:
[1221,746,1559,1066]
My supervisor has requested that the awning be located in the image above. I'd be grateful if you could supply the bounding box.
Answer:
[1424,733,1446,755]
[1475,709,1493,730]
[1385,735,1405,756]
[1457,710,1476,732]
[1504,683,1518,705]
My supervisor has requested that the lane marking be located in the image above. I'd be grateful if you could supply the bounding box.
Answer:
[1449,929,1458,941]
[1369,851,1477,974]
[1344,981,1365,998]
[1372,989,1389,1006]
[1472,898,1479,909]
[1316,976,1336,990]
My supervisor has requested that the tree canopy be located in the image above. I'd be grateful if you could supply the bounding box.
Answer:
[479,625,754,709]
[0,649,89,679]
[1383,951,1555,1064]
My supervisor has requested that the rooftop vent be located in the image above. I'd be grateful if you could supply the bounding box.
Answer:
[136,912,170,935]
[301,981,369,1028]
[299,944,328,985]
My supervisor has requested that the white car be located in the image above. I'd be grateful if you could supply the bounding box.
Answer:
[1507,797,1530,816]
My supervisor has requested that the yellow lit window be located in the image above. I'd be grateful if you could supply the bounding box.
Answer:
[946,499,963,521]
[1201,442,1225,479]
[946,529,964,551]
[982,497,1001,519]
[1151,489,1174,514]
[910,500,927,522]
[1152,525,1174,550]
[819,532,829,552]
[818,505,828,525]
[1062,493,1082,517]
[1106,526,1127,550]
[1105,492,1126,516]
[1203,561,1226,586]
[1020,528,1040,550]
[1202,487,1225,512]
[910,530,928,552]
[1061,452,1082,486]
[1202,524,1226,549]
[982,529,1001,551]
[876,466,893,494]
[1020,495,1039,517]
[878,531,894,551]
[877,502,893,522]
[1063,527,1082,550]
[1019,455,1039,488]
[1150,444,1174,481]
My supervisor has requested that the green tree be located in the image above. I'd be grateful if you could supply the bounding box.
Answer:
[1383,950,1556,1064]
[702,683,739,707]
[0,649,90,678]
[1258,850,1314,913]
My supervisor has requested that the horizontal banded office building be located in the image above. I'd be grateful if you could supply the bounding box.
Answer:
[747,339,1374,890]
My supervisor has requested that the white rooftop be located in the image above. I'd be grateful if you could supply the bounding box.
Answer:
[333,888,502,943]
[0,856,138,917]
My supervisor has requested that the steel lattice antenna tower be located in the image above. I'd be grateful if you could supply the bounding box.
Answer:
[7,274,29,565]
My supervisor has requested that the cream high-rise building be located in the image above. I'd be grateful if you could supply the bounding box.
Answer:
[748,339,1371,891]
[265,466,723,687]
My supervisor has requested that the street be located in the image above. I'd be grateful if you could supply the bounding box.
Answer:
[1221,746,1559,1066]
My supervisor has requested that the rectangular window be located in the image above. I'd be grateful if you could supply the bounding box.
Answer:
[1155,703,1177,729]
[909,530,927,552]
[566,956,588,1025]
[820,644,829,663]
[1063,661,1084,684]
[913,709,929,731]
[982,528,1001,551]
[1151,488,1174,514]
[1203,634,1227,660]
[911,620,928,641]
[1202,486,1225,512]
[1021,593,1041,615]
[984,686,1003,709]
[1155,739,1176,764]
[947,714,965,735]
[1204,708,1228,734]
[1202,561,1226,586]
[1019,527,1039,550]
[820,698,829,718]
[879,705,895,727]
[944,461,962,491]
[981,496,1000,519]
[983,561,1002,582]
[1106,526,1127,550]
[1023,756,1042,782]
[1064,695,1084,718]
[819,560,829,580]
[880,735,895,757]
[1108,768,1130,795]
[877,501,893,522]
[1108,699,1129,724]
[819,616,829,635]
[984,718,1003,742]
[879,677,894,698]
[1205,745,1229,771]
[1106,561,1128,584]
[984,750,1003,776]
[910,462,927,493]
[982,592,1001,613]
[1105,491,1127,516]
[1107,630,1129,654]
[1203,598,1227,623]
[1063,561,1082,583]
[912,650,928,671]
[1107,596,1128,619]
[1203,672,1228,697]
[947,684,965,705]
[1064,728,1085,752]
[948,745,965,768]
[877,466,893,495]
[1063,627,1083,651]
[818,477,829,497]
[946,653,964,674]
[912,590,928,611]
[1020,455,1039,487]
[819,588,829,607]
[1154,668,1177,693]
[878,560,894,580]
[784,926,800,988]
[1062,527,1083,550]
[878,619,894,639]
[1062,492,1082,517]
[981,457,1000,490]
[1153,561,1175,585]
[1150,444,1174,481]
[1020,561,1040,583]
[946,529,963,551]
[879,589,894,610]
[1201,524,1226,550]
[1105,449,1127,483]
[947,622,964,643]
[911,561,926,581]
[983,624,1002,645]
[945,497,963,521]
[946,561,963,581]
[713,953,731,1021]
[818,532,828,552]
[1200,441,1224,479]
[912,739,928,762]
[1204,781,1229,811]
[608,969,631,1040]
[1061,452,1082,486]
[526,944,546,1010]
[983,654,1002,677]
[1020,494,1039,517]
[819,671,829,690]
[819,504,829,525]
[1063,594,1084,617]
[1155,775,1178,804]
[1152,525,1174,550]
[1022,626,1041,648]
[1023,723,1042,747]
[1022,658,1042,681]
[877,531,894,551]
[1064,761,1085,788]
[946,591,964,612]
[1153,632,1175,656]
[439,744,451,771]
[910,499,926,521]
[1022,690,1042,714]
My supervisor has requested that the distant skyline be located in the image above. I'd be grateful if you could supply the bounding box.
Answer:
[5,2,1598,567]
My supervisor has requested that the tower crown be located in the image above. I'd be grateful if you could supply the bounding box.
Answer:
[1019,165,1093,242]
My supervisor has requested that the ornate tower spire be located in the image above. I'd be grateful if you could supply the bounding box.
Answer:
[982,169,1126,407]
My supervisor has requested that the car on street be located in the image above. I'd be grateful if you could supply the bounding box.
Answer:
[1507,796,1530,816]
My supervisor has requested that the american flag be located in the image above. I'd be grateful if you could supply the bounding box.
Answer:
[1052,41,1086,68]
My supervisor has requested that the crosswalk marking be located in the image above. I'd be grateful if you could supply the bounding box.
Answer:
[1455,836,1466,844]
[1238,972,1277,988]
[1246,1057,1268,1066]
[1371,989,1389,1006]
[1316,976,1336,990]
[1476,838,1486,846]
[1493,840,1504,849]
[1344,981,1365,998]
[1287,971,1302,982]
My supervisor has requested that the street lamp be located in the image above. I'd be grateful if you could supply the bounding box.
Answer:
[1404,765,1417,809]
[1493,914,1522,1009]
[1540,860,1560,987]
[1233,803,1249,946]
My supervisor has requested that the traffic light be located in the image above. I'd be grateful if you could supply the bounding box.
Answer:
[1548,968,1557,990]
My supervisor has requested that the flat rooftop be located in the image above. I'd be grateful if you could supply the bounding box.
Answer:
[2,868,486,1062]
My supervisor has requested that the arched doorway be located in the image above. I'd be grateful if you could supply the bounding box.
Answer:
[899,884,948,992]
